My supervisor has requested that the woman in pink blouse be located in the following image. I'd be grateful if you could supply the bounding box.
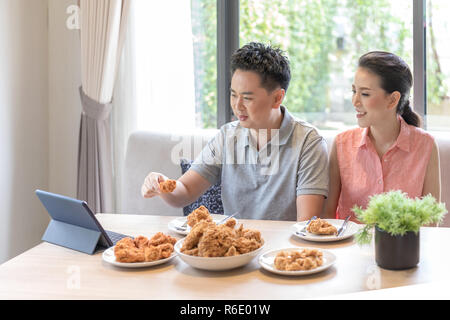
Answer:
[323,51,441,222]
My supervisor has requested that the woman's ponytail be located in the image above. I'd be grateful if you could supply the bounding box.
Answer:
[399,100,422,128]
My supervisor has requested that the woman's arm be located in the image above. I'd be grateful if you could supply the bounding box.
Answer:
[422,139,441,201]
[322,139,341,219]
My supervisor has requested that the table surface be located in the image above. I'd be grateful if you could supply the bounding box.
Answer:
[0,214,449,300]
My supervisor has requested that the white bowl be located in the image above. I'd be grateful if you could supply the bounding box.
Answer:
[174,238,264,271]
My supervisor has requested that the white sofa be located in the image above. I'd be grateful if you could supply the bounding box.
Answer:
[122,129,450,227]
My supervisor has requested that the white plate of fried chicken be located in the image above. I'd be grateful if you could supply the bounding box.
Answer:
[102,233,178,268]
[292,218,359,242]
[103,246,177,268]
[259,247,336,276]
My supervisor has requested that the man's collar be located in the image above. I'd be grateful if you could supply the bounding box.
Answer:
[240,106,294,147]
[277,106,296,146]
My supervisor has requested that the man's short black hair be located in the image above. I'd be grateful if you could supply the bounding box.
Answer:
[230,42,291,92]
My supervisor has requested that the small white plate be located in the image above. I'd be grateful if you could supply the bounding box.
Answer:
[292,219,359,242]
[168,214,238,236]
[102,246,177,268]
[259,247,336,276]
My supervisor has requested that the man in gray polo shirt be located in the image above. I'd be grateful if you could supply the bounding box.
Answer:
[141,42,328,221]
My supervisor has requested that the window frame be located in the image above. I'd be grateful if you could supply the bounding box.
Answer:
[413,0,427,128]
[217,0,239,128]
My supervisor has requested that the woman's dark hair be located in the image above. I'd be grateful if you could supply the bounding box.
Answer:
[358,51,422,127]
[230,42,291,92]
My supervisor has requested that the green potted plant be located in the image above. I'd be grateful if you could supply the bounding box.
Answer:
[353,190,447,270]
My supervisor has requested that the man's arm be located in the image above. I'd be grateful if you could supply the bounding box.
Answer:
[161,170,212,208]
[296,194,325,221]
[142,129,223,208]
[142,170,212,208]
[295,131,329,221]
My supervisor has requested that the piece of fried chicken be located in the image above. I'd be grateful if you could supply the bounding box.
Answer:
[114,233,177,263]
[148,232,177,246]
[197,223,237,257]
[180,220,214,253]
[233,224,263,254]
[181,219,263,257]
[186,205,213,228]
[114,237,146,263]
[159,179,177,193]
[274,249,323,271]
[307,218,337,235]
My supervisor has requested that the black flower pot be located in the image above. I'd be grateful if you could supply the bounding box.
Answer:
[374,226,420,270]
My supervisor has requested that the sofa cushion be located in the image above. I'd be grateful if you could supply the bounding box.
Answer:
[180,158,224,216]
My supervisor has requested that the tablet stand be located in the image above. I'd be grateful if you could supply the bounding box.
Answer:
[42,219,103,255]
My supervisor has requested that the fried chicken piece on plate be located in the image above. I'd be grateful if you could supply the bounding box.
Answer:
[186,205,213,228]
[181,220,214,252]
[133,235,149,248]
[223,217,237,229]
[115,237,134,250]
[114,234,176,263]
[114,237,146,263]
[180,219,264,257]
[233,237,262,254]
[197,224,236,257]
[236,224,261,239]
[148,232,177,246]
[274,251,289,270]
[233,224,263,254]
[307,218,337,235]
[158,243,175,259]
[182,247,199,256]
[143,243,174,261]
[224,246,238,257]
[143,245,160,262]
[274,249,323,271]
[159,179,177,193]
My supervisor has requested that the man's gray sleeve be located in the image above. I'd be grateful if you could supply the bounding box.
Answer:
[296,130,329,197]
[189,130,223,185]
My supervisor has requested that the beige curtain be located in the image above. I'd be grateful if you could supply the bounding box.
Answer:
[78,0,131,213]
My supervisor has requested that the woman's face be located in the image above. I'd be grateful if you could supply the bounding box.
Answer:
[230,69,283,129]
[352,67,398,128]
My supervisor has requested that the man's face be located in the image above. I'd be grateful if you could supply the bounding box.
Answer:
[230,69,281,129]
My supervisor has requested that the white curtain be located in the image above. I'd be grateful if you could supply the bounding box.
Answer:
[78,0,131,213]
[113,0,196,212]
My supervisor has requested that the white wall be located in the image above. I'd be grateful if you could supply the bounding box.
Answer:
[0,0,80,264]
[48,0,80,198]
[0,0,50,264]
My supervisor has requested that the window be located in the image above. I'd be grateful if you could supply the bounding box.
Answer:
[240,0,413,130]
[426,0,450,131]
[132,0,197,132]
[130,1,449,132]
[191,0,217,129]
